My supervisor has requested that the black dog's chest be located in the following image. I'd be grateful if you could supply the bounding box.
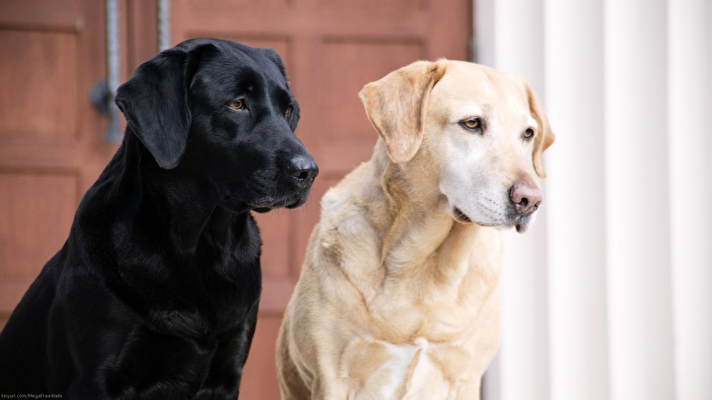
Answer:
[109,209,262,332]
[99,218,261,398]
[105,326,245,399]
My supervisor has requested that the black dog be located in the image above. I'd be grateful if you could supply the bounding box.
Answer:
[0,38,317,399]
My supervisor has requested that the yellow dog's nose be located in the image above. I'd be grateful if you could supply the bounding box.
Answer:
[509,182,542,215]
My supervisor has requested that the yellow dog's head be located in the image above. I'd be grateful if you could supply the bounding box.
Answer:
[359,60,554,232]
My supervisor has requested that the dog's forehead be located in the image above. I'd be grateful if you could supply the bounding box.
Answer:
[432,62,528,116]
[200,41,288,89]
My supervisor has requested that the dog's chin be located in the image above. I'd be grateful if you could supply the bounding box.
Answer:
[513,219,530,233]
[506,214,534,233]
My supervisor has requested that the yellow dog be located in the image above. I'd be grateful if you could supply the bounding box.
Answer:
[277,59,555,399]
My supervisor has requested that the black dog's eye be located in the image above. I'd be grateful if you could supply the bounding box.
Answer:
[227,99,247,111]
[522,127,536,141]
[285,105,293,119]
[459,117,484,134]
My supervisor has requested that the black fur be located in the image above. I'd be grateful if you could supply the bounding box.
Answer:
[0,38,317,399]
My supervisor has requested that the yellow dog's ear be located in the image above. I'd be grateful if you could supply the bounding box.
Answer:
[358,60,447,163]
[526,82,556,178]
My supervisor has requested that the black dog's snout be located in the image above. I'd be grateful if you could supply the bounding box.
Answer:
[287,155,318,187]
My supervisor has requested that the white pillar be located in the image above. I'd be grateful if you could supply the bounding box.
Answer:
[668,1,712,399]
[476,1,550,400]
[604,0,675,399]
[543,1,609,399]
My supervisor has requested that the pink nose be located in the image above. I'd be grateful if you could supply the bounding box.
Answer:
[509,182,542,215]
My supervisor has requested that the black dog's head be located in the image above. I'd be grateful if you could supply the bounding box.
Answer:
[115,38,318,212]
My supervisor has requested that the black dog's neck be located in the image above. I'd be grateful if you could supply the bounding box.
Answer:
[69,131,260,336]
[76,131,259,281]
[121,131,246,251]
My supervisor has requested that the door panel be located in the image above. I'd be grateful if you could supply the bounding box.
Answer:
[0,172,77,279]
[317,38,424,171]
[0,0,108,328]
[0,30,79,139]
[240,315,283,400]
[0,172,78,324]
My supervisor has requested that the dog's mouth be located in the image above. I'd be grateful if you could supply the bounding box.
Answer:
[450,205,532,233]
[224,179,314,213]
[452,207,472,224]
[247,189,311,213]
[286,197,306,209]
[252,198,303,213]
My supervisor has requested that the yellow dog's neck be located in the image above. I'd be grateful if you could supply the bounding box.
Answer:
[367,142,483,279]
[345,143,501,342]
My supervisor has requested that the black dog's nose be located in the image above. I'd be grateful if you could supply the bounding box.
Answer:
[287,155,318,187]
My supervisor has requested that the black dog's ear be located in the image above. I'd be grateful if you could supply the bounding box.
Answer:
[115,42,218,169]
[261,48,288,83]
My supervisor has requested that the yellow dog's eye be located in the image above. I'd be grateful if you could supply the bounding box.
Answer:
[228,99,247,111]
[464,119,479,129]
[459,117,483,133]
[285,106,293,118]
[522,127,535,141]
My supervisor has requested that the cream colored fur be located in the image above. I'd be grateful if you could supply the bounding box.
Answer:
[277,60,554,400]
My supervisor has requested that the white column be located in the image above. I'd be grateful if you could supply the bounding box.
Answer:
[668,1,712,399]
[604,0,676,399]
[543,1,609,400]
[477,1,550,400]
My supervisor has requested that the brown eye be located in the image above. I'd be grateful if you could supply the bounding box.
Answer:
[459,117,483,133]
[227,99,246,111]
[285,105,293,118]
[522,127,535,141]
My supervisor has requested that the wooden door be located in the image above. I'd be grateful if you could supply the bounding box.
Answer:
[0,0,115,327]
[171,1,471,398]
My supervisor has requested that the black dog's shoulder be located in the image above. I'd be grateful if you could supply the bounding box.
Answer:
[0,240,259,397]
[0,251,62,392]
[53,267,254,400]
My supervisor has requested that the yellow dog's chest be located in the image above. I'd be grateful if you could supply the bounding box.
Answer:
[361,259,500,341]
[340,337,478,399]
[331,262,501,398]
